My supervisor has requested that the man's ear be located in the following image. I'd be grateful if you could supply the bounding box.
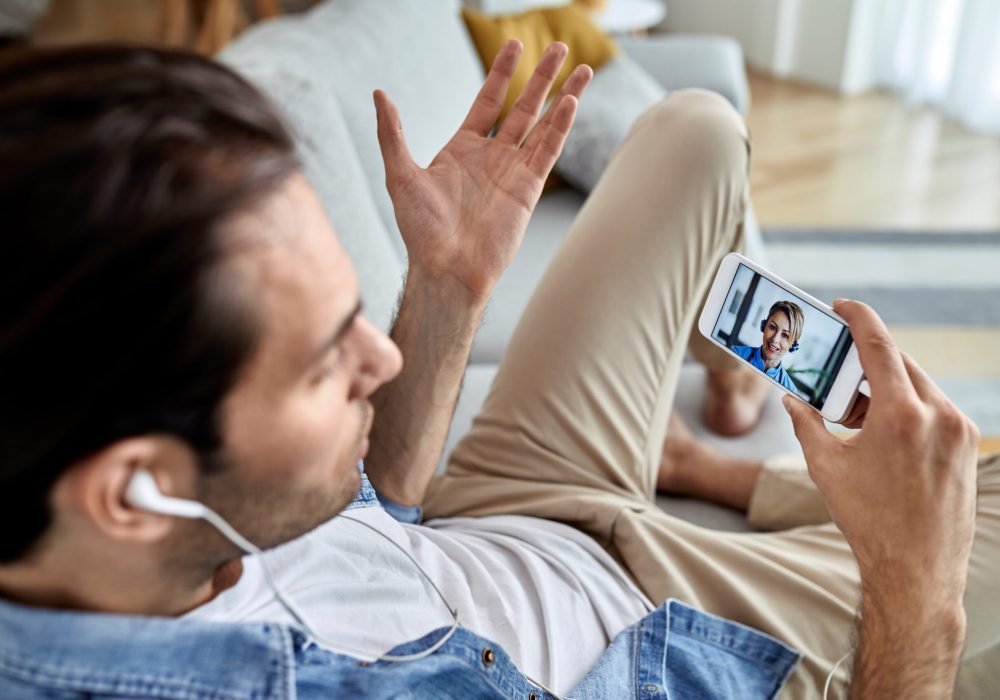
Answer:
[52,437,198,544]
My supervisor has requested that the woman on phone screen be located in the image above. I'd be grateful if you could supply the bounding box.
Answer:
[730,300,804,392]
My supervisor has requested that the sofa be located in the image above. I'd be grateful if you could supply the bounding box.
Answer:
[221,0,802,532]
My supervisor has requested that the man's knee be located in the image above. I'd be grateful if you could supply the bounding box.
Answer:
[625,88,750,203]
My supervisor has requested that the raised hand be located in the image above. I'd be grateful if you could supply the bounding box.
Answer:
[374,40,592,302]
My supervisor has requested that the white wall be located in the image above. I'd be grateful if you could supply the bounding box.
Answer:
[660,0,788,72]
[661,0,881,94]
[784,0,854,90]
[840,0,884,94]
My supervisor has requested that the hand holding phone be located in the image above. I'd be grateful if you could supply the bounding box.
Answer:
[701,255,979,693]
[782,299,979,696]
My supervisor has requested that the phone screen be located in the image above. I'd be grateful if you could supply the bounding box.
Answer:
[710,263,853,409]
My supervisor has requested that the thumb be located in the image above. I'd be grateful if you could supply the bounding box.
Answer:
[782,395,836,465]
[373,89,416,185]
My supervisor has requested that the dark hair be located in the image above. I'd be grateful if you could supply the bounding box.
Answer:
[0,45,298,562]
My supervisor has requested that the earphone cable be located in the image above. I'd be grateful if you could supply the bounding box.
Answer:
[823,650,851,700]
[337,515,459,620]
[200,505,461,663]
[336,515,563,697]
[198,501,564,695]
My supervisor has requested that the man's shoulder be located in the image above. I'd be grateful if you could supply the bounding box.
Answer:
[0,596,803,699]
[0,595,512,700]
[0,597,300,700]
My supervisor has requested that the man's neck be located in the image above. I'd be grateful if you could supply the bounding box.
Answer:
[0,554,242,616]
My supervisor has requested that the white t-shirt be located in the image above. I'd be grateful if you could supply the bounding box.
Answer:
[189,502,651,694]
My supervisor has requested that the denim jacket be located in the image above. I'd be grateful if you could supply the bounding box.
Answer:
[0,473,801,699]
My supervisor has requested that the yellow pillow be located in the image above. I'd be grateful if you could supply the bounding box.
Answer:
[462,4,617,122]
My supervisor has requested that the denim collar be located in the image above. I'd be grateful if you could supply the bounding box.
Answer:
[0,596,300,699]
[346,461,379,511]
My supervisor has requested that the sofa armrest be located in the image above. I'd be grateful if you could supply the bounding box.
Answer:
[618,34,750,115]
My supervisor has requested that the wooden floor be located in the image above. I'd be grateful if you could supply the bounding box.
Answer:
[747,71,1000,230]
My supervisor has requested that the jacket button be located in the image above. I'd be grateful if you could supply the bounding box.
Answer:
[481,647,495,667]
[528,693,539,700]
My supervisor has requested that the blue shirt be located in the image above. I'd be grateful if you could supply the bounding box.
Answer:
[0,473,801,699]
[732,345,797,391]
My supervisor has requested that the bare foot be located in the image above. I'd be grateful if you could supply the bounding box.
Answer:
[657,412,713,493]
[702,366,770,436]
[657,411,763,510]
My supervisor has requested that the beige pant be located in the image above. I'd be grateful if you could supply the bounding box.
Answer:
[423,90,1000,698]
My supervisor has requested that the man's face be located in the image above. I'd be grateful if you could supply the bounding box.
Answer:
[193,174,402,552]
[760,311,793,362]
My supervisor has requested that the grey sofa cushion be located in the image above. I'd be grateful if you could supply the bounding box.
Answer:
[301,0,487,261]
[619,34,750,115]
[218,60,405,333]
[470,188,585,363]
[555,53,666,193]
[224,0,488,269]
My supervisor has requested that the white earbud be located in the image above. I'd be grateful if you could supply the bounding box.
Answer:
[125,469,319,639]
[125,468,208,519]
[125,468,261,556]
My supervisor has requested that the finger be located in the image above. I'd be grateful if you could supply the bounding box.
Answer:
[901,352,947,404]
[782,395,839,467]
[495,42,568,146]
[525,93,578,178]
[842,394,869,429]
[833,299,915,400]
[521,63,592,153]
[557,61,593,101]
[842,417,865,431]
[460,39,523,136]
[373,90,417,186]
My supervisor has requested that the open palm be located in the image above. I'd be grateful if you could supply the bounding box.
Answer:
[375,41,592,301]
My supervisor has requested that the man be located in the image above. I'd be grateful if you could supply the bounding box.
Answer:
[731,300,804,392]
[0,41,996,699]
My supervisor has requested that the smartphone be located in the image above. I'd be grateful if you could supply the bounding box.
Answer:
[698,253,866,423]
